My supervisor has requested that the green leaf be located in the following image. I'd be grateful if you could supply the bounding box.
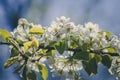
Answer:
[0,29,11,42]
[89,57,98,74]
[105,31,112,36]
[4,56,18,68]
[31,36,39,50]
[23,37,39,52]
[22,65,27,80]
[89,54,102,63]
[101,54,112,68]
[10,48,19,57]
[16,39,23,46]
[36,63,48,80]
[82,55,100,75]
[94,54,102,63]
[29,27,44,35]
[55,40,66,55]
[27,70,37,80]
[106,47,117,53]
[73,51,89,60]
[47,50,56,56]
[89,54,95,59]
[23,41,33,52]
[82,61,91,75]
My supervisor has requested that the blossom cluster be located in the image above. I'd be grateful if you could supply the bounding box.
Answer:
[109,57,120,80]
[2,16,120,80]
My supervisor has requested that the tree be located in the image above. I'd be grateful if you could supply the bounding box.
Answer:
[0,16,120,80]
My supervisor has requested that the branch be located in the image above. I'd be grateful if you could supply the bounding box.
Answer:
[39,45,119,56]
[0,41,119,56]
[0,42,10,45]
[0,41,29,60]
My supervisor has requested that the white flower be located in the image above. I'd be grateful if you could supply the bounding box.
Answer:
[50,55,83,80]
[85,22,99,32]
[109,57,120,80]
[92,43,99,51]
[56,16,70,24]
[110,35,119,48]
[18,18,28,26]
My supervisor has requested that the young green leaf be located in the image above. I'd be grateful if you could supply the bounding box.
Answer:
[29,27,44,35]
[31,36,39,50]
[36,63,48,80]
[0,29,11,42]
[23,41,33,52]
[4,56,18,68]
[105,31,112,36]
[106,47,117,53]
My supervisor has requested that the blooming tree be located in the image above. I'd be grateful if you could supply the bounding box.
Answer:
[0,16,120,80]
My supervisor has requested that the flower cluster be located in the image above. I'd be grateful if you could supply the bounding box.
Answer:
[48,55,83,80]
[0,16,120,80]
[41,17,120,54]
[109,57,120,80]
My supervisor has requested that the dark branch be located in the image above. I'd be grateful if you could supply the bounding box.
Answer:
[0,41,119,56]
[39,45,119,56]
[0,42,10,45]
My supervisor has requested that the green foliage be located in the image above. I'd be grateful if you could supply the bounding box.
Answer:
[10,48,19,57]
[94,54,102,63]
[101,54,112,68]
[73,51,89,60]
[0,29,11,42]
[31,36,39,50]
[23,41,33,52]
[47,50,56,57]
[82,61,91,75]
[82,54,102,75]
[23,37,39,52]
[16,39,23,46]
[22,65,27,80]
[106,47,117,53]
[105,31,112,36]
[29,27,44,35]
[89,57,98,74]
[82,59,98,75]
[55,40,67,55]
[4,56,18,68]
[27,70,37,80]
[36,63,48,80]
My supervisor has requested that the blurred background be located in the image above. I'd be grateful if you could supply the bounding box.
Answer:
[0,0,119,80]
